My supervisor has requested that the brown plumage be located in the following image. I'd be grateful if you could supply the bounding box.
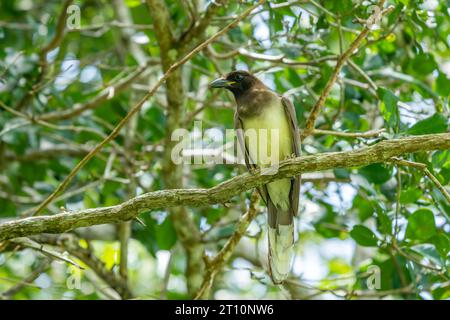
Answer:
[210,70,301,284]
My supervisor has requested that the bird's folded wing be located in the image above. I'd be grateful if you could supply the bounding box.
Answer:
[281,96,301,216]
[234,111,269,206]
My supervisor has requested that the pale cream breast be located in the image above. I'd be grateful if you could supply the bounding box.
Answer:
[242,99,293,167]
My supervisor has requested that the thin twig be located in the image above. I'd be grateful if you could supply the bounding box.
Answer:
[32,234,133,299]
[0,259,50,299]
[36,60,157,121]
[194,191,260,299]
[312,128,386,138]
[16,0,73,111]
[347,59,378,90]
[394,167,401,240]
[392,242,445,275]
[347,284,415,298]
[302,0,393,137]
[9,237,84,269]
[390,157,450,204]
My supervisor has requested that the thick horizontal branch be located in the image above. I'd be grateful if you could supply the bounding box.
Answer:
[0,133,449,242]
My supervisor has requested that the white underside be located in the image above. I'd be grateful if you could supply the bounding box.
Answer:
[268,224,294,282]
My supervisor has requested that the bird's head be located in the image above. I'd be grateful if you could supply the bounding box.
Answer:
[209,70,261,97]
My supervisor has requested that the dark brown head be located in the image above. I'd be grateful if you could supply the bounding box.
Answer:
[209,70,263,98]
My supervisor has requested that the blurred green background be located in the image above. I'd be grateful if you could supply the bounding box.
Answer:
[0,0,449,300]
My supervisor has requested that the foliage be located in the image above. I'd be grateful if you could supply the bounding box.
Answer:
[0,0,449,300]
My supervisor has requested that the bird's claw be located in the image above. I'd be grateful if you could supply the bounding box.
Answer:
[285,153,297,160]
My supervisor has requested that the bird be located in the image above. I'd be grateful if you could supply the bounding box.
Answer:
[209,70,301,284]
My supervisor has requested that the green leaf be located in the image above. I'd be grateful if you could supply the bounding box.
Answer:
[432,150,450,169]
[133,213,158,257]
[217,225,235,238]
[400,188,422,204]
[0,199,16,217]
[411,53,438,75]
[155,217,177,250]
[397,0,410,5]
[315,223,342,239]
[430,234,450,258]
[373,256,410,290]
[334,168,350,179]
[407,113,448,135]
[334,0,352,15]
[350,225,379,247]
[377,87,400,131]
[436,72,450,97]
[314,203,343,239]
[439,167,450,185]
[328,258,352,275]
[352,194,374,222]
[125,0,141,7]
[359,163,392,184]
[377,211,393,235]
[405,209,437,240]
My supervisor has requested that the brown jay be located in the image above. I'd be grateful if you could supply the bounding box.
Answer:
[210,70,301,284]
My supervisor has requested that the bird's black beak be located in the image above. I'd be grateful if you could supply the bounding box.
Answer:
[209,77,235,89]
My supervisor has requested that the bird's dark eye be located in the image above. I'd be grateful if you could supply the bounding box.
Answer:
[235,74,244,81]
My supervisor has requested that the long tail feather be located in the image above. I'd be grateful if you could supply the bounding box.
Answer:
[267,203,294,284]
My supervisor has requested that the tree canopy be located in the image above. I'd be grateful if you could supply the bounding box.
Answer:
[0,0,449,300]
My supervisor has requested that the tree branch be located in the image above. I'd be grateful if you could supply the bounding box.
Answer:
[31,234,133,299]
[312,128,386,138]
[302,0,393,137]
[36,60,157,121]
[390,157,450,204]
[16,0,74,111]
[1,133,448,242]
[146,0,175,54]
[207,46,337,68]
[30,0,265,216]
[178,0,228,51]
[0,259,50,299]
[194,191,260,299]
